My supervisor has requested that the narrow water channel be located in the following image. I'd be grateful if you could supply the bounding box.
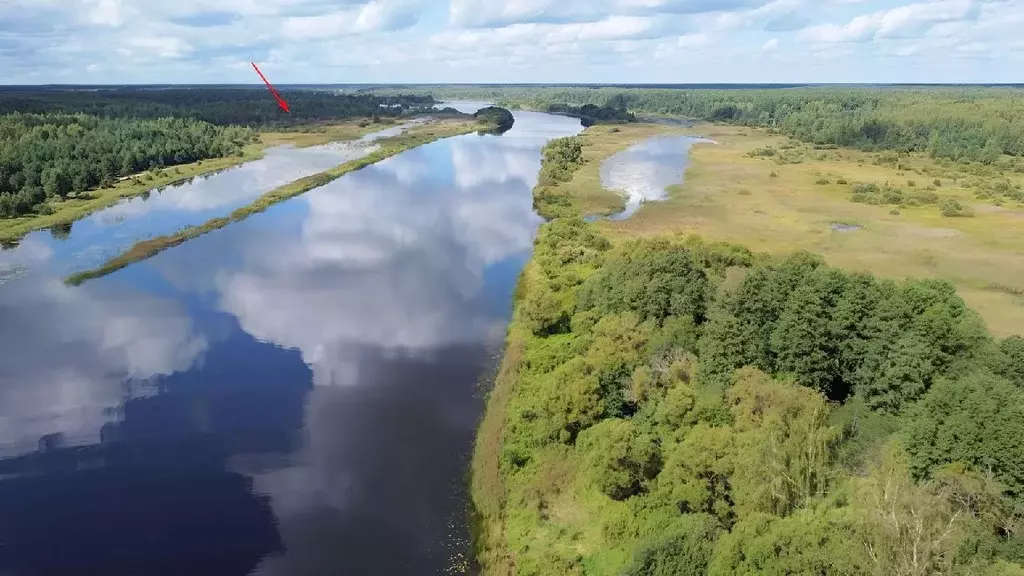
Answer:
[0,121,426,283]
[0,110,582,575]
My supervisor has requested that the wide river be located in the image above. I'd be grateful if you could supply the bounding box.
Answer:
[0,108,582,575]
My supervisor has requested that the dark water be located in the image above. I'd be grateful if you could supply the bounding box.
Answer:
[598,135,712,221]
[0,110,581,575]
[0,122,426,283]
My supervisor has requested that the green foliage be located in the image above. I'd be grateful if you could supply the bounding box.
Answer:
[998,336,1024,386]
[577,418,660,500]
[622,514,721,576]
[473,106,515,133]
[0,113,255,217]
[471,122,1024,574]
[577,241,713,325]
[942,198,976,217]
[708,508,866,575]
[546,103,635,126]
[904,372,1024,495]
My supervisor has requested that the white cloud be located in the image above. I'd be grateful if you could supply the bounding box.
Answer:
[763,37,779,50]
[0,259,206,454]
[798,0,975,43]
[677,32,712,47]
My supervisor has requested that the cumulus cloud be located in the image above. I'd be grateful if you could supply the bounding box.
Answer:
[798,0,976,43]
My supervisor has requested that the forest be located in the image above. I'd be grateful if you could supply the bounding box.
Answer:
[0,88,438,128]
[0,113,255,218]
[371,85,1024,163]
[471,136,1024,576]
[0,88,438,220]
[545,103,637,127]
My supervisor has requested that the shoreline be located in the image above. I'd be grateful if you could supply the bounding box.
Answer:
[0,118,413,244]
[64,119,485,286]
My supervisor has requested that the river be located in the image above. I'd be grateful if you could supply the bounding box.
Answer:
[0,108,582,575]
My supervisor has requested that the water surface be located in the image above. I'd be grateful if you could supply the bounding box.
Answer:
[0,122,424,283]
[0,111,582,575]
[599,135,711,221]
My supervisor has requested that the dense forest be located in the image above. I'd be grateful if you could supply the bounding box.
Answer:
[0,88,438,128]
[546,103,637,127]
[370,86,1024,163]
[472,136,1024,575]
[0,88,439,220]
[0,113,255,217]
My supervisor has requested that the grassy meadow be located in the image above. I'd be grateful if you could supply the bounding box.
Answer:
[574,123,1024,337]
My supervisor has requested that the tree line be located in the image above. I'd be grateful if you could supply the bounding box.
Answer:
[370,85,1024,163]
[0,88,438,128]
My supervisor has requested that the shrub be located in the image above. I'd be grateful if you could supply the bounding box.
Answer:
[882,188,905,204]
[852,182,880,194]
[836,178,848,185]
[769,171,778,178]
[934,178,942,186]
[907,180,917,187]
[940,199,975,218]
[912,190,940,204]
[815,178,830,185]
[749,147,777,158]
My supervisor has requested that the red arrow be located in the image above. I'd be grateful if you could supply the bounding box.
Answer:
[250,61,290,113]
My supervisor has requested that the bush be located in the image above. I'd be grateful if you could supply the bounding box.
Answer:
[578,419,660,500]
[907,179,917,187]
[852,182,880,194]
[882,188,905,204]
[623,514,721,576]
[934,178,942,186]
[836,178,848,185]
[940,199,975,217]
[769,171,778,178]
[912,190,940,204]
[749,147,777,157]
[815,178,830,185]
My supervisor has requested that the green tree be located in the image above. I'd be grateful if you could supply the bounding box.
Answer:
[623,514,722,576]
[577,418,660,500]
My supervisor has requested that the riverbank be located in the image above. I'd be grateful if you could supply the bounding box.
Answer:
[64,118,482,285]
[471,122,1024,575]
[0,120,397,243]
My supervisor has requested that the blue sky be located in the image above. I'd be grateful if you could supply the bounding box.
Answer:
[1,0,1020,84]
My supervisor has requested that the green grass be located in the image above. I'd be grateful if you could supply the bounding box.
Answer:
[64,120,482,286]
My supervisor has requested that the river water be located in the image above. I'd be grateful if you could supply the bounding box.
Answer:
[0,121,433,283]
[0,109,582,575]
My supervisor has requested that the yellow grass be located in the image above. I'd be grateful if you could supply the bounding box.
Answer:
[0,120,389,242]
[594,124,1024,337]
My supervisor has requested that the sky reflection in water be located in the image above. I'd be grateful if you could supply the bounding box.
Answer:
[0,110,581,575]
